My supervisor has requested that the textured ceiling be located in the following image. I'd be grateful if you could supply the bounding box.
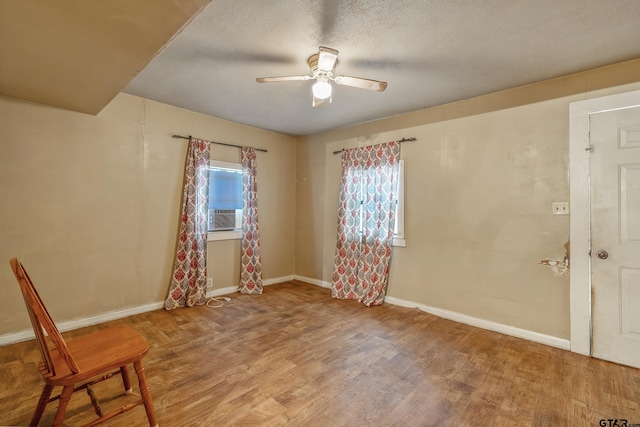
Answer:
[123,0,640,136]
[3,1,640,136]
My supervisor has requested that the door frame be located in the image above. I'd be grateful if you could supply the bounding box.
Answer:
[569,89,640,356]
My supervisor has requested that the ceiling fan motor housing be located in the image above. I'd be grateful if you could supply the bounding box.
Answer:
[256,46,386,107]
[308,53,337,76]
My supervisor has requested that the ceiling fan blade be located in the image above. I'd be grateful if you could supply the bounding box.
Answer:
[256,75,313,83]
[334,75,387,92]
[318,46,339,72]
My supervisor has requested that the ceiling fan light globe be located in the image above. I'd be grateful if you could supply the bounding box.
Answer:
[312,81,332,99]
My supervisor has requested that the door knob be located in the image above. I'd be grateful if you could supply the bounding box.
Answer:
[596,250,609,260]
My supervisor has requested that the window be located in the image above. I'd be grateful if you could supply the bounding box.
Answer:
[207,160,242,241]
[355,160,405,247]
[394,159,406,247]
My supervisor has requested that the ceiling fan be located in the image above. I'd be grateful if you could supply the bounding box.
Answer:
[256,46,387,108]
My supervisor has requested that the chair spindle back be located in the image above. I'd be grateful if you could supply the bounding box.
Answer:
[9,258,80,376]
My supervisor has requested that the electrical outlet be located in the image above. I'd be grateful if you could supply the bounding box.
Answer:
[207,278,213,290]
[552,202,569,215]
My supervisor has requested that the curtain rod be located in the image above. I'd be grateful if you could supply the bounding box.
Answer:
[171,134,268,153]
[332,137,417,155]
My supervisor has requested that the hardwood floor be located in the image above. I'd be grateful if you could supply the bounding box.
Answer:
[1,281,639,426]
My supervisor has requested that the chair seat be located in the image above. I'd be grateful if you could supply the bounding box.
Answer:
[43,324,150,386]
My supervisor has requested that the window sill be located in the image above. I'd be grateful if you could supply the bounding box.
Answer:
[393,237,406,247]
[208,230,242,241]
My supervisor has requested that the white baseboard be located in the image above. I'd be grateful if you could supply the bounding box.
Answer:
[292,276,569,351]
[0,301,164,346]
[294,275,332,288]
[206,286,238,298]
[384,295,571,350]
[1,274,570,352]
[264,275,295,286]
[2,274,297,346]
[206,275,296,298]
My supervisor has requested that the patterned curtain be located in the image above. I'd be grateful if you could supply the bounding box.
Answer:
[332,141,400,306]
[164,138,210,310]
[238,147,264,294]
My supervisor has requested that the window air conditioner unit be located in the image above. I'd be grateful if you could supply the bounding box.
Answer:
[209,209,237,231]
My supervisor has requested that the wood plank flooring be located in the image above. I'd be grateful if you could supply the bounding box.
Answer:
[1,281,639,426]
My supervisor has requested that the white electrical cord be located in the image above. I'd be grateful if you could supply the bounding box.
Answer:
[206,296,231,308]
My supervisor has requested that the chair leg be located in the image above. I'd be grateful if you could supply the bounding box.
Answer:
[134,360,158,427]
[120,366,133,393]
[30,384,53,426]
[86,383,104,417]
[51,385,73,427]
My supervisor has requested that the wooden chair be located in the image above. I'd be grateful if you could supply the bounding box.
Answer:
[9,258,159,427]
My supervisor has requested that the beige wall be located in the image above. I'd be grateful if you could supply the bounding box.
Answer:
[3,58,640,343]
[295,62,640,340]
[0,93,296,336]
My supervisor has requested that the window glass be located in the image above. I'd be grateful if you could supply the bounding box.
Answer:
[354,159,405,246]
[208,161,242,233]
[209,168,242,210]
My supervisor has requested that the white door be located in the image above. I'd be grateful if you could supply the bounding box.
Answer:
[590,104,640,368]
